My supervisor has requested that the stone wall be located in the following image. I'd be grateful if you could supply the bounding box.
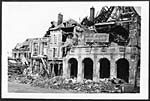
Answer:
[63,46,139,85]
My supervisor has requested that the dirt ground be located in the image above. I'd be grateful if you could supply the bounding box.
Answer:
[8,81,79,93]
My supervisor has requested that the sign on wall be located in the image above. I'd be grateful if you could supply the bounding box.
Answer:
[84,33,109,42]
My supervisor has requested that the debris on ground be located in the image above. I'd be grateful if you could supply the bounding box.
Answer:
[29,76,133,93]
[8,59,28,82]
[9,73,139,93]
[8,60,138,93]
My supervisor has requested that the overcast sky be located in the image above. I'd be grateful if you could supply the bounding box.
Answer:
[2,2,141,54]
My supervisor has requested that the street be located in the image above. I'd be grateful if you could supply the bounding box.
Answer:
[8,81,78,93]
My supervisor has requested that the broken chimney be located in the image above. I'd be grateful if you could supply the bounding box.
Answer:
[90,7,95,22]
[57,13,63,25]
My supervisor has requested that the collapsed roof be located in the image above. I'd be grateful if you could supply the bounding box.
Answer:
[13,38,34,51]
[81,6,140,26]
[81,6,140,46]
[44,6,140,46]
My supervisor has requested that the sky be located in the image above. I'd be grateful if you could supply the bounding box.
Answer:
[2,2,141,55]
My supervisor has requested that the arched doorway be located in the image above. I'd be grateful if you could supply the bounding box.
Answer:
[116,58,129,82]
[99,58,110,78]
[68,58,78,78]
[83,58,93,80]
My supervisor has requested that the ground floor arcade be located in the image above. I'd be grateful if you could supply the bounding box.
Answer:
[63,53,139,85]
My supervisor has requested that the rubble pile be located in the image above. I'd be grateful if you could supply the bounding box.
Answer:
[29,76,128,93]
[8,60,27,82]
[9,73,137,93]
[8,73,20,82]
[8,61,135,93]
[8,59,136,93]
[8,62,24,75]
[31,76,65,88]
[17,76,33,84]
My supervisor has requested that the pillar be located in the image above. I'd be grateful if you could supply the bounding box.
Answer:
[60,64,63,76]
[59,47,63,58]
[93,56,99,82]
[110,58,117,79]
[51,63,55,77]
[49,63,52,75]
[16,52,19,59]
[129,60,137,85]
[77,56,83,82]
[63,58,68,78]
[58,63,60,75]
[47,63,51,75]
[97,62,100,79]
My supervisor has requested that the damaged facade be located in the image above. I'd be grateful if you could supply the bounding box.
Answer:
[12,6,140,86]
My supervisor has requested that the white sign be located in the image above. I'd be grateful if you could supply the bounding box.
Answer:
[85,33,109,42]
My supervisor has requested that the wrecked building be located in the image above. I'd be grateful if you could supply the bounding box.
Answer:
[63,6,141,86]
[11,6,140,86]
[44,15,83,77]
[12,38,34,65]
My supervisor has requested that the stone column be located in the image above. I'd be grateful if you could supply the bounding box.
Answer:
[77,56,83,82]
[49,63,52,75]
[63,58,68,78]
[58,63,60,75]
[129,60,137,85]
[96,61,100,80]
[59,47,63,58]
[63,59,70,78]
[51,63,55,77]
[60,64,63,76]
[93,56,99,82]
[110,58,117,79]
[16,52,19,59]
